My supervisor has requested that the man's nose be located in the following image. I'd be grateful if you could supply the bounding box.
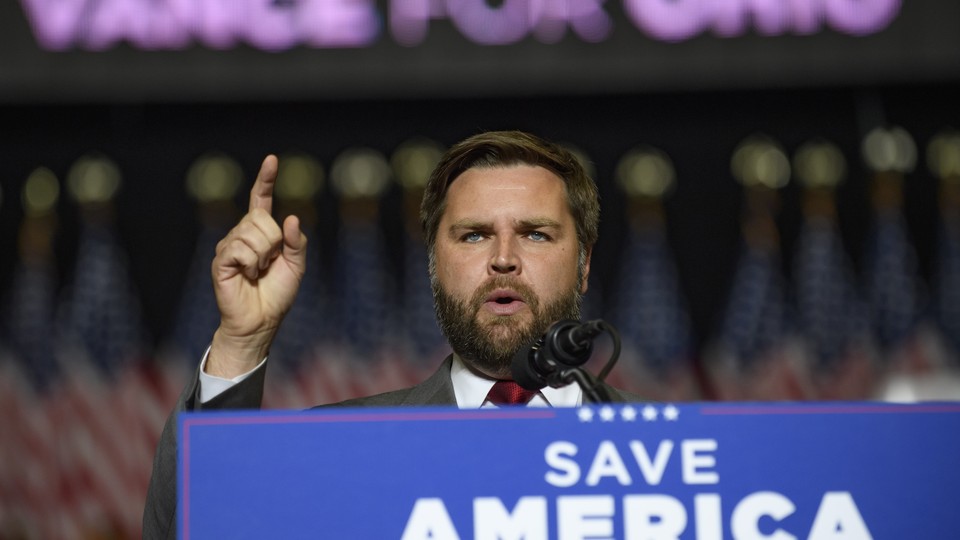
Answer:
[489,236,520,275]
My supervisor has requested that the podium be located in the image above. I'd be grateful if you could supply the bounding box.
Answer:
[179,402,960,539]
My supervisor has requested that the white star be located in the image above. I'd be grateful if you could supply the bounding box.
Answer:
[642,405,658,421]
[578,407,594,422]
[621,405,638,422]
[599,406,616,422]
[663,404,680,421]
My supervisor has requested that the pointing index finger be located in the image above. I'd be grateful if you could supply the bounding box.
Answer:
[249,154,279,213]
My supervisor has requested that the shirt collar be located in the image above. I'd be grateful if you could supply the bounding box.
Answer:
[449,354,581,408]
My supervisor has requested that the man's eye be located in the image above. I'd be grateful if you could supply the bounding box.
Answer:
[528,231,549,241]
[463,232,484,242]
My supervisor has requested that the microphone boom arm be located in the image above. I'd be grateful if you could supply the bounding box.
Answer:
[559,366,614,404]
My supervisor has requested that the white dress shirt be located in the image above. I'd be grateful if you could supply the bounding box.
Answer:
[449,354,581,408]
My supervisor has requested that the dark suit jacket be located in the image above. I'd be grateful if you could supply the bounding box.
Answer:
[142,356,640,539]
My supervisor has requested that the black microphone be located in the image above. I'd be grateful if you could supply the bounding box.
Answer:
[512,319,605,390]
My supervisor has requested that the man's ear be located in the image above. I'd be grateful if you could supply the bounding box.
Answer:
[579,246,593,294]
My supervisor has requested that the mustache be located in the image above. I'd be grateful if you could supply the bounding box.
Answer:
[468,276,540,312]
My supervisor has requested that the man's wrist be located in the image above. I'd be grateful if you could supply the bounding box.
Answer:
[205,328,272,378]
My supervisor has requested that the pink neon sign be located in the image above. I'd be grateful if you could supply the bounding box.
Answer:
[623,0,902,41]
[19,0,902,51]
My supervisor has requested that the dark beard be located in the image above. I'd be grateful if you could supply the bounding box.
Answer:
[433,275,582,379]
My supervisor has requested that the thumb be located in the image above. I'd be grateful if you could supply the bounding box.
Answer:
[281,214,308,271]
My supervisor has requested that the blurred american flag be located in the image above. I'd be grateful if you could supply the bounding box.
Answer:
[709,238,812,401]
[1,213,178,538]
[608,219,698,401]
[794,215,879,399]
[1,236,60,538]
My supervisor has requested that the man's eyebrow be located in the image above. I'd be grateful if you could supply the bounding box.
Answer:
[447,219,491,231]
[447,218,562,231]
[517,218,562,229]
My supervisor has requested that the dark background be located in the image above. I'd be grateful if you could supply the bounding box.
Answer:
[1,0,958,351]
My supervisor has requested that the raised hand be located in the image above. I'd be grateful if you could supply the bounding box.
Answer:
[206,155,308,378]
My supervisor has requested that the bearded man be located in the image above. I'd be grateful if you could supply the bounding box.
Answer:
[143,130,639,539]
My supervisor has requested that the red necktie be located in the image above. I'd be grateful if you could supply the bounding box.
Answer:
[486,380,537,406]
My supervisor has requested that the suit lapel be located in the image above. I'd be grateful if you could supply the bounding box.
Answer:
[399,355,457,406]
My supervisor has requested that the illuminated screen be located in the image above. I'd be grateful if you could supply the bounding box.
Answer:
[1,0,958,101]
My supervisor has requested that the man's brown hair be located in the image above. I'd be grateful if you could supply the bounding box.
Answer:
[420,130,600,254]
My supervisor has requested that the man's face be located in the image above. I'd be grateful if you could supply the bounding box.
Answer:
[431,164,591,379]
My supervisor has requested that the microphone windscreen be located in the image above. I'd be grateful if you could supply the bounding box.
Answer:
[511,342,547,390]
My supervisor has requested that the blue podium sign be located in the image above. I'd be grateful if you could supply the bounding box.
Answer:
[179,402,960,539]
